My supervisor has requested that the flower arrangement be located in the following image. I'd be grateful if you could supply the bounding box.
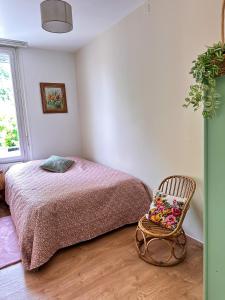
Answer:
[47,91,64,109]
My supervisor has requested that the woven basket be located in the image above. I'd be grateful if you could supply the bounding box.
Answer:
[0,170,5,191]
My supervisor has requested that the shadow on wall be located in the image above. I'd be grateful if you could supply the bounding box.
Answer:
[184,176,203,241]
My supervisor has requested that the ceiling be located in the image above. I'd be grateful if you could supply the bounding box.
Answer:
[0,0,144,52]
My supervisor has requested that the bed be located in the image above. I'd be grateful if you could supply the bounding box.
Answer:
[5,157,151,270]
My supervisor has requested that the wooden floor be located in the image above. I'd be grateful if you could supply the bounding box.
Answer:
[0,202,203,300]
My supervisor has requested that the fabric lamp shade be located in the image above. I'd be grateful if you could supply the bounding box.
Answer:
[40,0,73,33]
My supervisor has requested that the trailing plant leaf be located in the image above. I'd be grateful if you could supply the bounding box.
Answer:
[184,42,225,118]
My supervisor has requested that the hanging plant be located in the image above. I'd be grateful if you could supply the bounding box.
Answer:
[184,0,225,118]
[184,42,225,119]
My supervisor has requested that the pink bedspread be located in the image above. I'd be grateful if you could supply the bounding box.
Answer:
[5,157,151,270]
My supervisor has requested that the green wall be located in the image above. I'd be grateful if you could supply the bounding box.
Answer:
[205,76,225,299]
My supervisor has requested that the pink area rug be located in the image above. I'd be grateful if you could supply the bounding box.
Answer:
[0,216,21,269]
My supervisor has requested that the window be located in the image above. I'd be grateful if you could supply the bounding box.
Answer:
[0,47,28,163]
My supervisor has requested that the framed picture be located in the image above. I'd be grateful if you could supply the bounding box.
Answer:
[40,82,68,113]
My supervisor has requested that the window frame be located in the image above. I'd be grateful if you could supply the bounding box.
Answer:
[0,47,29,164]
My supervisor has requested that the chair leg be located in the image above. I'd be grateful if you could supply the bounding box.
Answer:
[135,227,187,266]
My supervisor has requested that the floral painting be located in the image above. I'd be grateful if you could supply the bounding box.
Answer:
[40,83,68,113]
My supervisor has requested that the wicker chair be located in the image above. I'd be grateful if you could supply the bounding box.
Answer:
[135,175,196,266]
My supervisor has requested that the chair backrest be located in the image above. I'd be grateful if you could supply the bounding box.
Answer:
[158,175,196,231]
[158,175,196,200]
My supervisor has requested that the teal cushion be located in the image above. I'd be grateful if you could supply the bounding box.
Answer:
[40,155,74,173]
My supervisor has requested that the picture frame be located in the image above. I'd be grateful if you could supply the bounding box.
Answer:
[40,82,68,113]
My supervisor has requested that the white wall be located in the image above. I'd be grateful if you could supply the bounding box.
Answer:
[19,48,81,160]
[75,0,221,242]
